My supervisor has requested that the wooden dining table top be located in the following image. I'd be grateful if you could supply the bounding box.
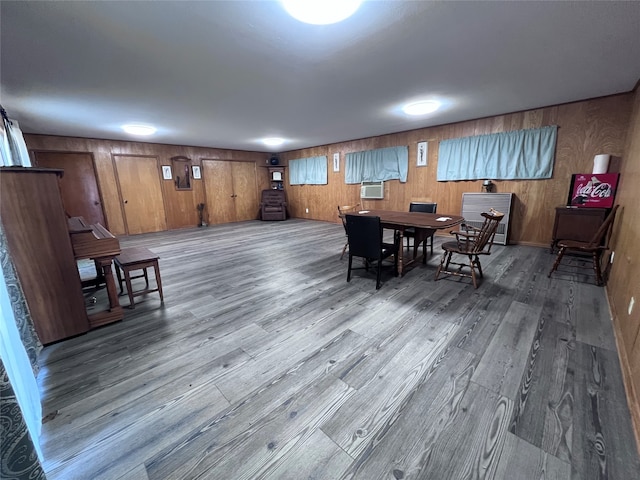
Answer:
[354,210,465,230]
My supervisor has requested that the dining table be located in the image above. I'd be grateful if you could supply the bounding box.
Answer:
[355,209,465,276]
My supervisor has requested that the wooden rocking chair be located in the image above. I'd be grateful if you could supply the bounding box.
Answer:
[548,205,619,286]
[338,203,359,259]
[434,208,505,288]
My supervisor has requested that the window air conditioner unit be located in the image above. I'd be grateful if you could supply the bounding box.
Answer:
[361,181,384,199]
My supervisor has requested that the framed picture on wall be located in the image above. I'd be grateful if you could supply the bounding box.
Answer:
[192,165,201,179]
[417,141,428,166]
[162,165,172,180]
[333,153,340,172]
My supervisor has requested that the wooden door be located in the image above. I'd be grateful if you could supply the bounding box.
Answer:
[114,155,167,234]
[33,151,106,226]
[232,162,259,221]
[202,160,235,224]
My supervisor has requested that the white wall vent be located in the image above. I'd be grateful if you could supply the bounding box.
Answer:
[461,193,514,245]
[361,181,384,199]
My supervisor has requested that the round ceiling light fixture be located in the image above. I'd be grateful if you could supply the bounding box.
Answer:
[262,137,285,147]
[281,0,362,25]
[402,100,441,116]
[122,124,157,136]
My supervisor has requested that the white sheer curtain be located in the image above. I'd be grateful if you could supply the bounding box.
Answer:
[1,116,32,167]
[0,267,43,460]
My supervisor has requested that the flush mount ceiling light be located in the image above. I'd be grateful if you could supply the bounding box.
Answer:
[281,0,362,25]
[122,124,156,136]
[402,100,441,116]
[262,137,285,147]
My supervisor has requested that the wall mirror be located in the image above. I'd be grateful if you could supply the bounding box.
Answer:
[171,156,192,190]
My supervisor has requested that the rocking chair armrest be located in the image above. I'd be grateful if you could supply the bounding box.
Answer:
[451,230,477,250]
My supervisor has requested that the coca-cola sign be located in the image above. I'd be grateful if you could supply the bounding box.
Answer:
[568,173,619,208]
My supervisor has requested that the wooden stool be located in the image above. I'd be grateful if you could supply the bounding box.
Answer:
[114,247,164,309]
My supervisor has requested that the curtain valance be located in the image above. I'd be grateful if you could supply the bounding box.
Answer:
[289,156,328,185]
[345,146,408,184]
[437,126,557,181]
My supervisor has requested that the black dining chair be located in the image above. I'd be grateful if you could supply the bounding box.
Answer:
[345,214,399,289]
[405,202,438,254]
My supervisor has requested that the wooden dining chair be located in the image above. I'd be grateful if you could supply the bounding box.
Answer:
[345,214,399,289]
[405,202,438,254]
[434,208,505,288]
[337,203,359,259]
[548,205,619,286]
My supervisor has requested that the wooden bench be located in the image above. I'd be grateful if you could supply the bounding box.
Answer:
[114,247,164,309]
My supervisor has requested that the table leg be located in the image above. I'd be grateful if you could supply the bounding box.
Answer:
[397,230,404,276]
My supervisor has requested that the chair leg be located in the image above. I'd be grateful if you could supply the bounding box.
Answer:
[444,251,453,270]
[340,241,348,260]
[435,251,448,281]
[593,251,603,286]
[468,255,478,289]
[475,255,483,278]
[429,235,434,255]
[548,247,566,277]
[376,258,382,289]
[347,254,353,282]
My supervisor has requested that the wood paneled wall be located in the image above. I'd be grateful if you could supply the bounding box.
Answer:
[608,87,640,445]
[281,94,633,246]
[24,136,272,236]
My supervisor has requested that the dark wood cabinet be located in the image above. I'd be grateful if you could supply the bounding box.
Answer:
[550,206,608,252]
[0,168,89,344]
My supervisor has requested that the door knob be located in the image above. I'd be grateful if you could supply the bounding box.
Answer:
[94,201,100,205]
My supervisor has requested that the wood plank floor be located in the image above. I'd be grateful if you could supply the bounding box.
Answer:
[38,219,640,479]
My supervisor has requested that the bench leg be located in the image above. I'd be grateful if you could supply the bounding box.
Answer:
[115,263,124,295]
[124,267,135,309]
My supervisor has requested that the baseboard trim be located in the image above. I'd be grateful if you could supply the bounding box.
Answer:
[606,287,640,456]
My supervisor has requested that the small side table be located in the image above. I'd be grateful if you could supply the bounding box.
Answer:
[114,247,164,308]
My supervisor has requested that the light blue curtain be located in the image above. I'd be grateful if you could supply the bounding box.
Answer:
[345,146,408,184]
[437,126,557,181]
[289,156,328,185]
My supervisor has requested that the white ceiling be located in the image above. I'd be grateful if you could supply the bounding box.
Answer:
[2,1,640,153]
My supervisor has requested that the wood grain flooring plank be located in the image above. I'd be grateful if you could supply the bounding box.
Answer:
[574,283,617,351]
[45,372,230,479]
[161,375,354,480]
[493,432,571,480]
[258,428,353,480]
[509,301,575,463]
[337,347,477,480]
[448,282,515,357]
[322,318,458,457]
[144,331,368,479]
[472,301,542,400]
[333,302,449,390]
[41,347,249,463]
[114,463,149,480]
[570,341,640,480]
[413,382,513,480]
